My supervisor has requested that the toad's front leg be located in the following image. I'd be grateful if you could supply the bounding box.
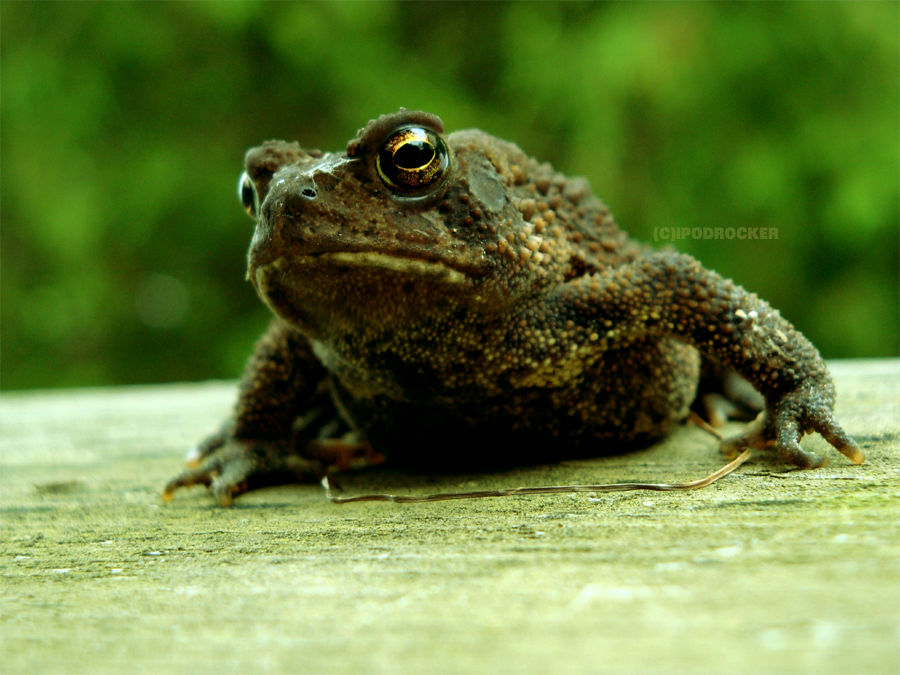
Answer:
[554,252,863,468]
[163,320,339,506]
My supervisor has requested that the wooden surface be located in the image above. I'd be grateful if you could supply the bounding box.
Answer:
[1,360,898,675]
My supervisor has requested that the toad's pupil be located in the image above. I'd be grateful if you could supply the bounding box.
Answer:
[393,141,434,170]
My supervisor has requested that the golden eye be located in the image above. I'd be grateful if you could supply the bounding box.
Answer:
[377,126,449,194]
[238,172,259,218]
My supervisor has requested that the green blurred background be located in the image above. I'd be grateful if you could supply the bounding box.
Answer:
[2,1,898,391]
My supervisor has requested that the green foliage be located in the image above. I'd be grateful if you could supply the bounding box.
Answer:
[2,1,897,390]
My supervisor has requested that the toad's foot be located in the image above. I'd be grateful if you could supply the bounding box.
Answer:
[162,438,320,507]
[305,437,385,472]
[720,386,864,469]
[697,367,765,427]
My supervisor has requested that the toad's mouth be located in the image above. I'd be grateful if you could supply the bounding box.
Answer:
[315,251,469,283]
[253,250,481,294]
[251,243,490,288]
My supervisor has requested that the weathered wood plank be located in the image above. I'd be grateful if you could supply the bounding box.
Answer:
[1,361,898,674]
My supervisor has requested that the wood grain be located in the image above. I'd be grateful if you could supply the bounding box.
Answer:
[2,362,897,674]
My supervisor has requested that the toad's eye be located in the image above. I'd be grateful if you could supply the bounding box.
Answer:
[238,172,259,219]
[377,126,449,195]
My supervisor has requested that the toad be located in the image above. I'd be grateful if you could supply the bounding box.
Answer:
[164,109,863,506]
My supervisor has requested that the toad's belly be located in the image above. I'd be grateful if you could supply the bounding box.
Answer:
[325,337,700,466]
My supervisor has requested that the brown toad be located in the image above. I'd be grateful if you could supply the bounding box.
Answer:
[164,109,863,506]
